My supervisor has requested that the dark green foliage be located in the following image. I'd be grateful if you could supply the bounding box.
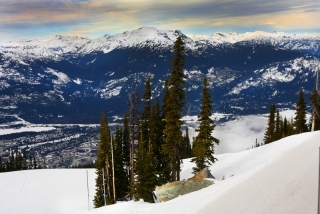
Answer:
[122,113,130,174]
[0,149,36,173]
[22,149,27,170]
[128,89,140,199]
[264,104,276,144]
[94,112,113,208]
[309,88,320,131]
[294,88,308,134]
[71,162,94,168]
[283,117,288,137]
[133,140,158,202]
[163,36,186,181]
[10,151,15,170]
[150,99,170,184]
[263,104,299,144]
[181,127,192,159]
[162,80,170,120]
[191,77,219,173]
[274,110,281,141]
[140,77,152,153]
[15,151,22,170]
[113,125,130,200]
[132,77,159,203]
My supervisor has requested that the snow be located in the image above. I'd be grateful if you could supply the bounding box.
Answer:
[0,126,56,136]
[228,57,320,95]
[0,169,96,214]
[1,27,319,61]
[1,130,320,214]
[73,78,82,85]
[45,68,70,85]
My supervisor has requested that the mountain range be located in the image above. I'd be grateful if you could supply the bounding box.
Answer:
[1,27,320,123]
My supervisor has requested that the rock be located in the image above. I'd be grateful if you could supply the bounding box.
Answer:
[188,167,215,181]
[154,167,214,202]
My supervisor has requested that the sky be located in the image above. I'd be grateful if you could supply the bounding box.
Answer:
[0,0,320,42]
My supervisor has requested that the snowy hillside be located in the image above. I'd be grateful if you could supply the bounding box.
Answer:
[1,131,319,214]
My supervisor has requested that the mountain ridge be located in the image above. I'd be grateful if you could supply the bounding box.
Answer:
[0,27,319,123]
[1,27,320,59]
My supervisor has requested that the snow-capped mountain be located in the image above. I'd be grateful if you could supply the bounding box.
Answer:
[0,27,319,123]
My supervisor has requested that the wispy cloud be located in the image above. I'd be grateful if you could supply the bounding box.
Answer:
[0,0,319,41]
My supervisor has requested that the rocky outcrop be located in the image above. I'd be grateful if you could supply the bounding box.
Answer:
[153,168,214,202]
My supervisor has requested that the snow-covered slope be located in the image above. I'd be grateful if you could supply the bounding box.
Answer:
[1,131,319,214]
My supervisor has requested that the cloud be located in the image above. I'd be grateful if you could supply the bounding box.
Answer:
[264,21,276,25]
[213,116,267,154]
[0,0,319,41]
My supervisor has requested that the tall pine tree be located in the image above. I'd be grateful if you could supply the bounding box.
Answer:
[310,88,320,131]
[163,36,186,182]
[113,125,129,200]
[264,104,276,144]
[150,99,170,184]
[128,90,140,199]
[94,112,113,207]
[274,110,281,141]
[122,113,130,180]
[294,88,307,134]
[132,77,158,202]
[191,77,219,173]
[181,127,192,159]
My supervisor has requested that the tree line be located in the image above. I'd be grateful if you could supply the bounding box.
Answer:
[0,149,41,172]
[93,36,220,207]
[263,87,320,145]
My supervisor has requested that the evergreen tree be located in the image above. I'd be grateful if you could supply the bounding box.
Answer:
[128,90,140,199]
[133,78,158,202]
[113,125,129,200]
[294,88,308,134]
[283,117,288,137]
[33,156,37,169]
[191,77,219,173]
[163,36,186,181]
[288,117,295,136]
[9,151,15,171]
[162,80,170,121]
[122,113,130,178]
[29,155,33,169]
[140,77,152,153]
[94,112,113,207]
[274,110,281,141]
[309,88,320,131]
[6,161,9,172]
[160,80,172,184]
[133,136,157,202]
[279,115,284,138]
[150,99,170,184]
[181,127,192,159]
[264,104,276,144]
[22,149,27,170]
